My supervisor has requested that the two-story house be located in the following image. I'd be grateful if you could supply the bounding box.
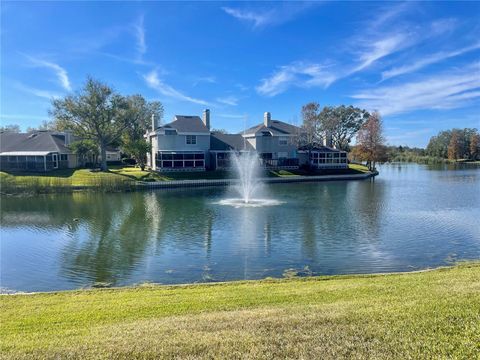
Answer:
[146,110,211,171]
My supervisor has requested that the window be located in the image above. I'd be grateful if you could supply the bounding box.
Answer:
[186,135,197,145]
[60,154,68,161]
[279,137,288,146]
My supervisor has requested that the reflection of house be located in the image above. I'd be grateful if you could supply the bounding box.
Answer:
[146,109,348,171]
[0,131,76,172]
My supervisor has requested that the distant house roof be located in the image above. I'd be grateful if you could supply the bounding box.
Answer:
[242,120,301,136]
[210,133,254,151]
[0,131,72,154]
[298,145,346,153]
[160,115,210,133]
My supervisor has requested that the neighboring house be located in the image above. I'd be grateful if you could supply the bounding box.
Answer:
[145,109,348,171]
[242,112,300,169]
[210,132,253,170]
[146,110,211,171]
[0,131,76,172]
[298,146,348,169]
[98,146,122,164]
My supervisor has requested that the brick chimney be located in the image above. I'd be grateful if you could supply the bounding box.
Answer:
[203,109,210,130]
[151,113,157,131]
[264,112,271,127]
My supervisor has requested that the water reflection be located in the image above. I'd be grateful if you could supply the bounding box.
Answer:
[1,163,479,292]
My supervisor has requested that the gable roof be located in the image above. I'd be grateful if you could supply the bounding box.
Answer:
[161,115,210,133]
[298,145,346,153]
[242,119,301,136]
[0,131,71,154]
[210,133,254,151]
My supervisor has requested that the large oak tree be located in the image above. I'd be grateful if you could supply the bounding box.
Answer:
[50,78,130,171]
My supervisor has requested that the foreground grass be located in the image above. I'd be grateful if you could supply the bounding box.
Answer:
[1,263,479,359]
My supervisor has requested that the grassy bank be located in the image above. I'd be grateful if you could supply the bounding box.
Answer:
[1,263,479,359]
[0,164,370,194]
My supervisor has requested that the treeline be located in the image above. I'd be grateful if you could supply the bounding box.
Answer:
[426,128,479,161]
[374,128,480,163]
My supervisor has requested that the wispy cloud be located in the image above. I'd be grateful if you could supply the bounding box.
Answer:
[222,2,318,29]
[256,62,336,97]
[382,42,480,80]
[351,34,409,73]
[351,62,480,115]
[25,56,71,91]
[192,76,216,87]
[15,82,61,100]
[216,96,239,106]
[386,128,434,145]
[133,15,146,61]
[143,69,209,106]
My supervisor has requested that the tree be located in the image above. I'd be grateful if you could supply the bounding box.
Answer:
[26,120,57,132]
[50,78,130,171]
[355,111,386,171]
[319,105,369,151]
[69,140,99,167]
[121,95,163,170]
[299,102,322,149]
[448,130,462,160]
[0,124,21,133]
[470,133,480,160]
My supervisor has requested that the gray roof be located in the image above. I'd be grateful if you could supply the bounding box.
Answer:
[210,133,254,151]
[242,120,302,136]
[0,131,71,154]
[161,115,210,133]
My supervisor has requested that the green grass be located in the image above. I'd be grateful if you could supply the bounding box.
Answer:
[1,164,372,193]
[1,263,479,359]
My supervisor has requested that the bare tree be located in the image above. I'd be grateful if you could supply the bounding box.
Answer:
[355,111,386,171]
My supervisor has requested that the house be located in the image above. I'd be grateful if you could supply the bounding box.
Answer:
[145,109,348,171]
[146,110,211,171]
[210,132,253,170]
[0,131,77,172]
[298,146,348,169]
[241,112,300,169]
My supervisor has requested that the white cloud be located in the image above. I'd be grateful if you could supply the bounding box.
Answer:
[222,3,317,29]
[25,56,72,91]
[352,34,408,73]
[382,42,480,80]
[351,62,480,116]
[133,15,146,60]
[143,69,209,106]
[256,62,336,97]
[192,76,216,87]
[216,96,239,106]
[15,82,61,100]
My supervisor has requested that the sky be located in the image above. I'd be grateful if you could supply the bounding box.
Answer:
[1,1,479,147]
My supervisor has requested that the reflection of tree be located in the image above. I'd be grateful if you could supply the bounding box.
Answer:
[59,192,154,285]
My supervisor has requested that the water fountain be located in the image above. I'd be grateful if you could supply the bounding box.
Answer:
[217,152,282,208]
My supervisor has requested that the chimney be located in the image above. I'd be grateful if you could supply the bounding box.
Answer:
[264,112,271,127]
[323,131,333,148]
[202,109,210,130]
[151,114,157,131]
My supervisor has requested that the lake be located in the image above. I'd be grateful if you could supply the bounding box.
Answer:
[1,163,479,292]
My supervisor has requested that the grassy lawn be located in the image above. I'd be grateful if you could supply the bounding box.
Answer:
[1,263,478,359]
[0,164,371,188]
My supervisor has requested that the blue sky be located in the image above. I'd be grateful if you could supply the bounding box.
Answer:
[1,1,479,146]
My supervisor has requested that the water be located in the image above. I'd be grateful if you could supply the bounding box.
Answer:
[1,163,479,292]
[217,152,282,208]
